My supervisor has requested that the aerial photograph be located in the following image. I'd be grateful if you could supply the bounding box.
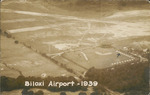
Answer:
[0,0,150,95]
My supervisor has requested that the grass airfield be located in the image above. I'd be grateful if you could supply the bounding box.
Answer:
[1,0,150,78]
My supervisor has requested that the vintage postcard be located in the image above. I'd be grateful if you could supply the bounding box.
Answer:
[0,0,150,95]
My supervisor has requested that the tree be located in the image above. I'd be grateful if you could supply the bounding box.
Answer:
[60,92,67,95]
[28,91,34,95]
[90,91,101,95]
[14,40,19,44]
[79,92,87,95]
[21,89,28,95]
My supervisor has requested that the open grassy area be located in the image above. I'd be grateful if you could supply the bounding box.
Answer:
[1,36,74,78]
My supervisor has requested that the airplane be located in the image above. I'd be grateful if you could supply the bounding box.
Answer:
[117,53,121,58]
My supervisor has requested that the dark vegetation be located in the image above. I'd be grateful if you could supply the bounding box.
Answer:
[1,59,149,95]
[60,92,67,95]
[14,40,19,44]
[85,60,149,95]
[21,89,34,95]
[0,76,87,92]
[78,92,87,95]
[21,89,44,95]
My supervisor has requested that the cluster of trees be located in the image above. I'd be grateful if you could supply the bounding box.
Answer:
[21,89,44,95]
[1,30,19,44]
[21,90,104,95]
[85,61,149,95]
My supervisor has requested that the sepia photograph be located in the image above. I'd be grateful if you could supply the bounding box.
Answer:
[0,0,150,95]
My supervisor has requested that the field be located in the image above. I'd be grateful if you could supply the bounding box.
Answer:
[1,36,74,78]
[1,0,150,77]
